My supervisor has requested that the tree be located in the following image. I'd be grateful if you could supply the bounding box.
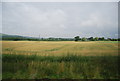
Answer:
[79,38,82,41]
[88,37,94,41]
[94,37,99,41]
[82,37,87,41]
[118,38,120,41]
[74,36,80,41]
[107,38,111,41]
[101,37,105,40]
[98,37,105,41]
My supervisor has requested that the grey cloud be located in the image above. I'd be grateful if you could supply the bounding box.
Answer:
[2,2,118,38]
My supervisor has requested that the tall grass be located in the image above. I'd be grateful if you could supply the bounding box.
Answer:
[2,54,119,79]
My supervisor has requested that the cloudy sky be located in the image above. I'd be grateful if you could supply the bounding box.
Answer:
[2,2,118,38]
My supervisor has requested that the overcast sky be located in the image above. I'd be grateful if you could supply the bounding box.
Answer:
[2,2,118,38]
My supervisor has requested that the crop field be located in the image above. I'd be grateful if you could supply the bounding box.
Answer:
[2,41,119,56]
[2,41,120,79]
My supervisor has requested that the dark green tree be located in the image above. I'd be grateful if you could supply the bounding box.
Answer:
[94,37,99,41]
[82,37,87,41]
[98,37,105,41]
[88,37,94,41]
[74,36,80,41]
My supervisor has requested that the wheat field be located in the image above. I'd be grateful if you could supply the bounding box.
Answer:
[2,41,118,56]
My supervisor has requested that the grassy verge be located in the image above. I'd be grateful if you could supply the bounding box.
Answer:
[2,54,119,79]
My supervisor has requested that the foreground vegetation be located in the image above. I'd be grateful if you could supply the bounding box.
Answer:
[2,41,119,79]
[3,54,119,79]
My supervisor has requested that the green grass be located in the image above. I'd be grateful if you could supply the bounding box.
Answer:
[97,41,119,43]
[2,54,119,79]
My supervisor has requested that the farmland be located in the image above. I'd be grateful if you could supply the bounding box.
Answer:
[2,41,119,79]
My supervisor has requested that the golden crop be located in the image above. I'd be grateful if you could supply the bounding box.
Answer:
[2,41,118,56]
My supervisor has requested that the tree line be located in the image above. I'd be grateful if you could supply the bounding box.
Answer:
[1,37,74,41]
[1,36,120,41]
[74,36,120,41]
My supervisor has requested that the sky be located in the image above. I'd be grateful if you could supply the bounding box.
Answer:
[0,2,2,33]
[1,2,118,38]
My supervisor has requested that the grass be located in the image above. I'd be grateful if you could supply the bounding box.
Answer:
[2,41,120,79]
[2,54,119,79]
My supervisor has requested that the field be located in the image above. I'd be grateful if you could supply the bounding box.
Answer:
[2,41,119,79]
